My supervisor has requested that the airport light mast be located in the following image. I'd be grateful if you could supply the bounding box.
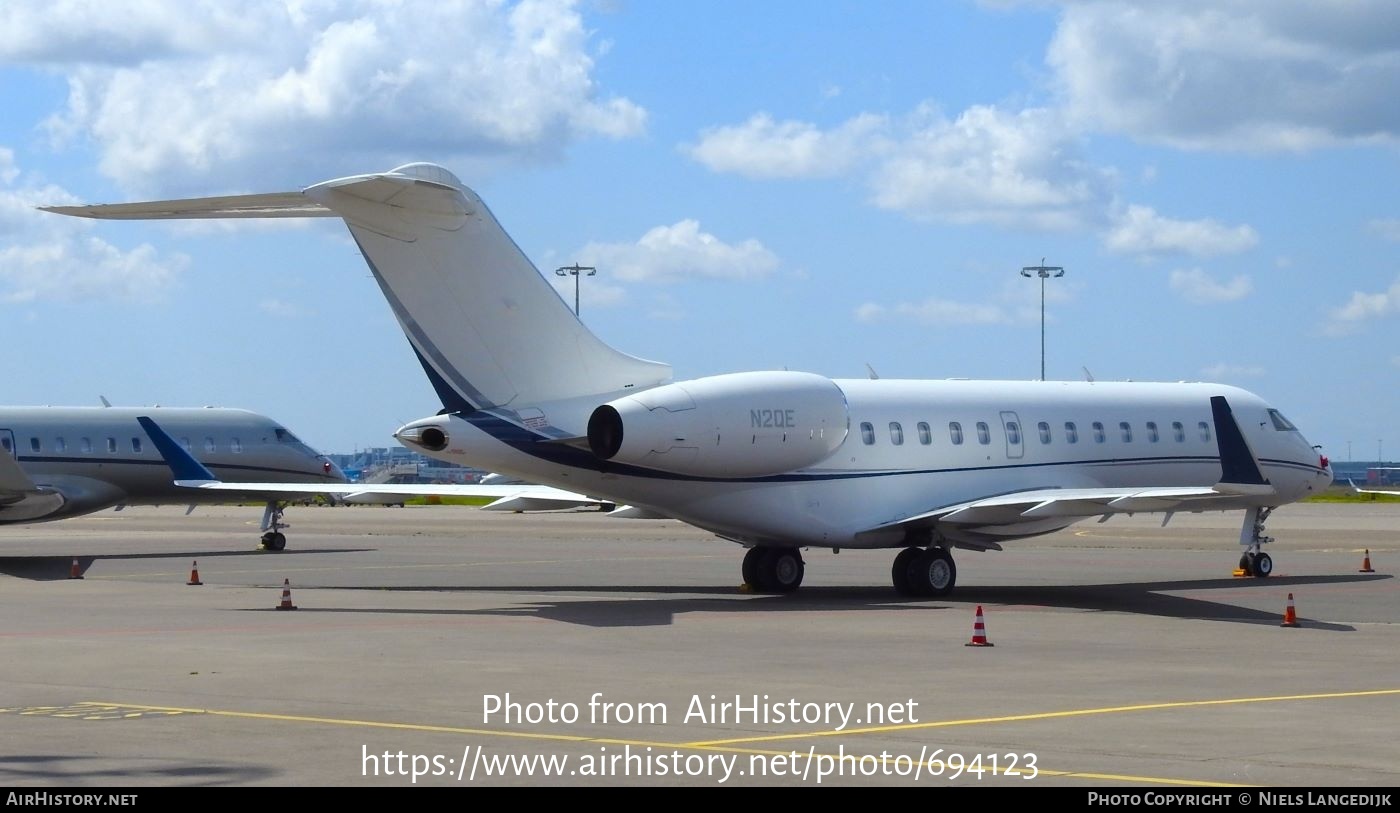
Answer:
[555,264,596,317]
[1021,258,1065,381]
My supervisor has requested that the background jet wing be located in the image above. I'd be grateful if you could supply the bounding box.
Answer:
[138,415,608,511]
[173,479,612,509]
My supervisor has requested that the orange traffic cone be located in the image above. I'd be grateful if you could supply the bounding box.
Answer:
[965,605,994,647]
[1280,593,1300,628]
[1359,550,1375,573]
[68,557,83,580]
[276,578,298,611]
[187,560,203,586]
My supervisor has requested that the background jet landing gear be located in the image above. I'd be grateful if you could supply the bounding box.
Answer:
[1237,506,1274,578]
[259,500,288,552]
[741,546,805,593]
[892,546,957,598]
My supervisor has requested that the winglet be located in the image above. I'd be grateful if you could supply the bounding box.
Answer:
[137,416,219,483]
[1210,396,1270,488]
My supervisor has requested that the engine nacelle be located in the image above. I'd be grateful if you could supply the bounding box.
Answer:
[587,371,849,478]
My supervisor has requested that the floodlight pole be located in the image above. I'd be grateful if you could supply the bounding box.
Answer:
[1020,258,1065,381]
[555,264,596,316]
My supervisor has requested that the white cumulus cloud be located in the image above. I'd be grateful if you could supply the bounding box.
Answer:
[0,148,187,303]
[1105,205,1257,258]
[1168,268,1253,304]
[1326,275,1400,335]
[1366,218,1400,242]
[575,220,779,283]
[3,0,645,195]
[1201,362,1266,380]
[685,112,887,179]
[1048,1,1400,151]
[855,298,1011,326]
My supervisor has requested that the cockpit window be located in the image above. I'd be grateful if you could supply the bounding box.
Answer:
[1267,409,1297,431]
[273,426,318,458]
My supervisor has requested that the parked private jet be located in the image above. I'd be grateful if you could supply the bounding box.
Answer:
[0,405,346,549]
[45,164,1334,595]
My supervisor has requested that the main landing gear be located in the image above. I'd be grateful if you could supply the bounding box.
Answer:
[742,546,805,593]
[259,500,288,552]
[891,546,957,597]
[1237,506,1274,578]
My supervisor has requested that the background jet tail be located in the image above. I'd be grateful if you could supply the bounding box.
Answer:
[46,163,673,413]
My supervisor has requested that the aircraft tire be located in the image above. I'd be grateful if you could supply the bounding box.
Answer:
[891,547,921,596]
[262,532,287,552]
[910,548,956,598]
[1251,551,1272,578]
[742,546,765,588]
[762,548,804,593]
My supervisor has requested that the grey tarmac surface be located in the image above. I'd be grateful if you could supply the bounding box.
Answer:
[1,501,1397,788]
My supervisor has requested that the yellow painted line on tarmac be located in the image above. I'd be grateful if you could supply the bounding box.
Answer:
[79,701,1246,786]
[684,688,1400,747]
[82,701,642,746]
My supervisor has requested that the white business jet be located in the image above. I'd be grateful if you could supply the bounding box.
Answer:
[45,164,1334,595]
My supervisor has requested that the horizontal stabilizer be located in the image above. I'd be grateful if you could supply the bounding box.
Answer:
[41,193,335,220]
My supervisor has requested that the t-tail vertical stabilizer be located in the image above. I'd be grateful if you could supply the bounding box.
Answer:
[305,164,671,411]
[43,163,672,413]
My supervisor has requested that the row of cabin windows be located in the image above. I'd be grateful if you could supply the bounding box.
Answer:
[15,436,244,454]
[859,419,1213,447]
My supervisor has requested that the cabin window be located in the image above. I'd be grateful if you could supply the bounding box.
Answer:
[131,437,143,453]
[30,437,40,452]
[1146,422,1159,443]
[1268,409,1297,431]
[1172,421,1185,442]
[917,422,932,445]
[949,422,964,445]
[1119,422,1133,443]
[1065,422,1078,444]
[976,422,991,445]
[204,437,216,453]
[1092,422,1106,443]
[1198,421,1211,442]
[80,437,92,454]
[54,437,67,453]
[231,438,242,454]
[860,422,875,445]
[889,422,904,445]
[1005,421,1021,445]
[1038,421,1052,444]
[106,437,117,453]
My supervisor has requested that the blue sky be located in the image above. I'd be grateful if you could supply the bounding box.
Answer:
[1,0,1397,461]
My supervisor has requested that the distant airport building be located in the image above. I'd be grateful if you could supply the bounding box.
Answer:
[1329,461,1399,486]
[327,447,486,484]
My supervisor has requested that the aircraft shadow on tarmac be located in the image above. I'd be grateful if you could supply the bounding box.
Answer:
[0,549,375,581]
[296,573,1389,630]
[0,753,275,785]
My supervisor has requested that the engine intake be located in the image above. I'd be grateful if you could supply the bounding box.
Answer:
[586,371,848,478]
